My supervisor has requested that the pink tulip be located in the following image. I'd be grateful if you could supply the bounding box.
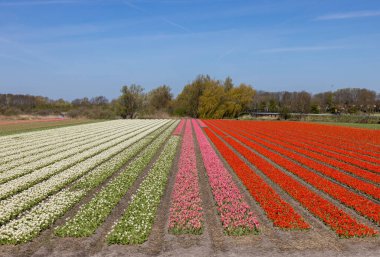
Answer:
[172,119,186,135]
[197,119,207,127]
[192,119,259,235]
[169,120,204,234]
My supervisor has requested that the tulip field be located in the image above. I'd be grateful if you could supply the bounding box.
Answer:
[0,119,379,256]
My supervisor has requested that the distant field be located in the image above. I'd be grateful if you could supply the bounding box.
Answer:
[0,119,102,136]
[313,122,380,130]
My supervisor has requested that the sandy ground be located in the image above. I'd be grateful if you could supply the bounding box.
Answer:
[0,227,379,257]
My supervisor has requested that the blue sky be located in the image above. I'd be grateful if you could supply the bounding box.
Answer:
[0,0,379,100]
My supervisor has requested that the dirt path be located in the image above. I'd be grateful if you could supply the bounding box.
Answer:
[192,122,228,254]
[0,118,65,125]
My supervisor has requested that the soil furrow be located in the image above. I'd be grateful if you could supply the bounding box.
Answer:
[146,134,182,255]
[192,121,229,255]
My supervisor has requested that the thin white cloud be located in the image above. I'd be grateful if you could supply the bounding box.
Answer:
[122,0,191,32]
[0,0,84,6]
[258,46,345,53]
[122,0,145,12]
[161,17,190,33]
[217,47,236,61]
[316,10,380,20]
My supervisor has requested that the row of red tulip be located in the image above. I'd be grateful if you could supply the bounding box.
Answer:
[260,127,380,166]
[216,121,380,184]
[203,127,310,230]
[233,120,380,159]
[208,121,380,225]
[205,121,378,237]
[216,122,380,198]
[286,121,380,146]
[256,127,380,173]
[262,121,380,156]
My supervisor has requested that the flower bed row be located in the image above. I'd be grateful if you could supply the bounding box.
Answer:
[264,121,380,157]
[243,123,380,184]
[0,122,168,226]
[168,120,203,234]
[260,127,380,167]
[290,121,380,146]
[0,121,131,167]
[0,122,145,177]
[72,121,176,192]
[206,121,378,237]
[55,121,178,238]
[0,122,112,166]
[172,119,185,135]
[245,130,380,199]
[0,121,176,244]
[107,136,179,244]
[203,126,310,230]
[249,126,380,174]
[0,122,138,172]
[212,122,380,224]
[0,120,130,158]
[192,120,259,235]
[225,120,380,160]
[0,120,101,151]
[0,189,83,244]
[0,121,163,198]
[0,117,108,145]
[212,121,380,199]
[197,119,207,127]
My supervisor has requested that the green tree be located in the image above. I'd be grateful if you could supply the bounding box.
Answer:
[116,84,144,119]
[198,83,225,118]
[225,83,255,117]
[223,76,234,92]
[173,75,212,117]
[268,99,278,112]
[148,85,172,112]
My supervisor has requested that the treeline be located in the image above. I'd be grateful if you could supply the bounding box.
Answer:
[1,75,379,119]
[0,94,115,119]
[254,88,380,114]
[0,85,174,119]
[110,75,256,119]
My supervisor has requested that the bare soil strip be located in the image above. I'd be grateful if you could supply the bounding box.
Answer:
[146,134,183,255]
[192,121,228,254]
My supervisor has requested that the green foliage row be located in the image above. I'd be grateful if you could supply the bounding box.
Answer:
[55,121,178,237]
[106,136,179,244]
[71,121,174,191]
